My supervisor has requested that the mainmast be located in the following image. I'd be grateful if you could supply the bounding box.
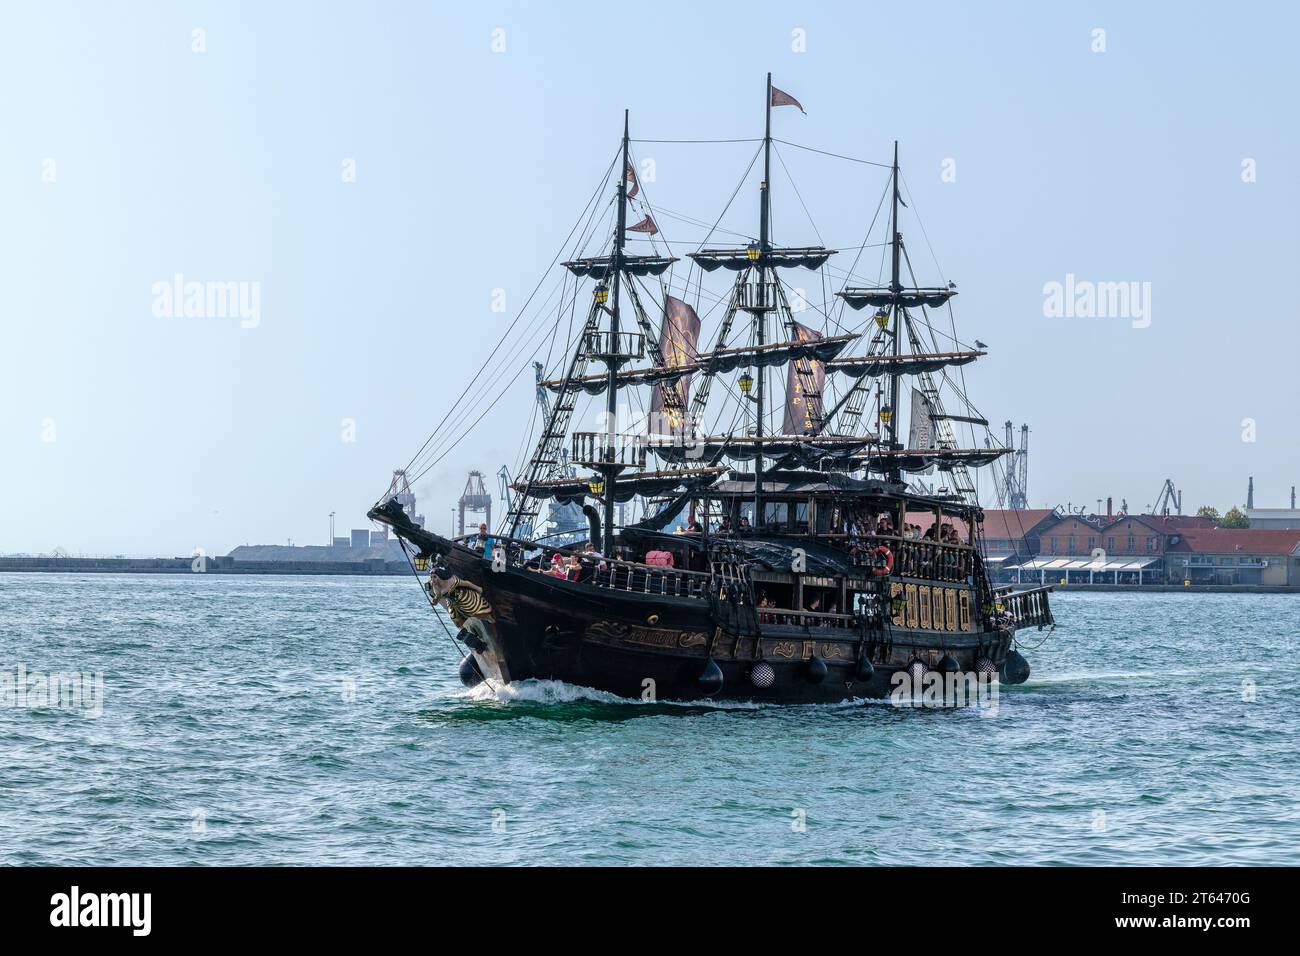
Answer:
[886,140,902,483]
[603,109,631,555]
[754,73,773,527]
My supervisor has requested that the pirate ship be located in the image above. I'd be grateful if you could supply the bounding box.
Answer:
[370,76,1055,704]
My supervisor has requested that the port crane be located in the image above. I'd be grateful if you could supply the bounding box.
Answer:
[991,422,1029,510]
[457,471,492,537]
[1151,478,1182,516]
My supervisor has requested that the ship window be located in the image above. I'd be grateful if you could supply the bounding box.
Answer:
[763,502,789,528]
[817,503,838,534]
[793,502,809,532]
[755,584,795,620]
[802,588,839,615]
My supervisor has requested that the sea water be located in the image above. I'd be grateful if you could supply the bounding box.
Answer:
[1,573,1296,865]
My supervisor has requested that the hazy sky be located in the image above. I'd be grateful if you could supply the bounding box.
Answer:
[2,1,1296,556]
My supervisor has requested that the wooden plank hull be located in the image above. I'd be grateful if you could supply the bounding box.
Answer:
[442,546,1014,705]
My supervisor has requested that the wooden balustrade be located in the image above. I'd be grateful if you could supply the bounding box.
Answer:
[757,607,857,629]
[999,586,1055,629]
[852,535,973,582]
[570,431,647,469]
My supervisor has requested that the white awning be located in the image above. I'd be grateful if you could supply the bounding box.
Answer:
[1014,556,1161,572]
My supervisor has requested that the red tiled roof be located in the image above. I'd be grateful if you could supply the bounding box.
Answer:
[905,509,1057,540]
[978,509,1056,540]
[1166,528,1300,554]
[1156,515,1220,529]
[1105,514,1217,533]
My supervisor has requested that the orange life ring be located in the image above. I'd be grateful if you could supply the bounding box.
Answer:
[869,545,894,576]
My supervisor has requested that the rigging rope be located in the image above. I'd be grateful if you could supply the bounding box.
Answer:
[388,148,620,498]
[773,138,893,169]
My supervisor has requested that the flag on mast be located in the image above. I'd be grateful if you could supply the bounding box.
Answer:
[625,161,639,199]
[626,214,658,235]
[770,85,806,114]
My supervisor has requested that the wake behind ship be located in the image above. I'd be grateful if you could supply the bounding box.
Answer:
[370,75,1055,704]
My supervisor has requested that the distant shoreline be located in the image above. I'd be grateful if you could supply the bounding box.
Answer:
[2,556,1297,592]
[0,556,408,576]
[1049,583,1299,594]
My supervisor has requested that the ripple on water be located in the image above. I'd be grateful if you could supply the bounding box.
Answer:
[0,578,1297,865]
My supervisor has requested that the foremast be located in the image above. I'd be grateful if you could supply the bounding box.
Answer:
[886,141,903,483]
[600,111,632,555]
[754,73,774,527]
[833,145,993,505]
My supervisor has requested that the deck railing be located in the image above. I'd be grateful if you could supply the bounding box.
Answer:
[1000,586,1055,630]
[593,559,713,598]
[736,281,780,313]
[492,537,713,600]
[757,607,857,629]
[583,330,645,361]
[852,535,973,583]
[570,432,647,469]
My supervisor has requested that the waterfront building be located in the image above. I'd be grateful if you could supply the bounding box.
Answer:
[1246,508,1300,530]
[1164,529,1300,586]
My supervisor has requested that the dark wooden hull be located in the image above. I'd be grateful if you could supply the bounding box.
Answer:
[441,545,1014,705]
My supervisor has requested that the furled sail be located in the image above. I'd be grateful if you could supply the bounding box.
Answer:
[826,349,982,379]
[647,434,878,467]
[538,334,856,395]
[513,467,726,505]
[703,332,853,373]
[542,364,692,396]
[688,246,835,273]
[837,286,956,309]
[646,437,1007,473]
[563,254,676,279]
[849,446,1011,474]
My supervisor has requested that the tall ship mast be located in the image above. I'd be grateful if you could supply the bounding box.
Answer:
[370,77,1055,704]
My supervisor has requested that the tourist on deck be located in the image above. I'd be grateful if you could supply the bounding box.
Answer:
[547,553,568,579]
[576,542,604,581]
[563,553,581,580]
